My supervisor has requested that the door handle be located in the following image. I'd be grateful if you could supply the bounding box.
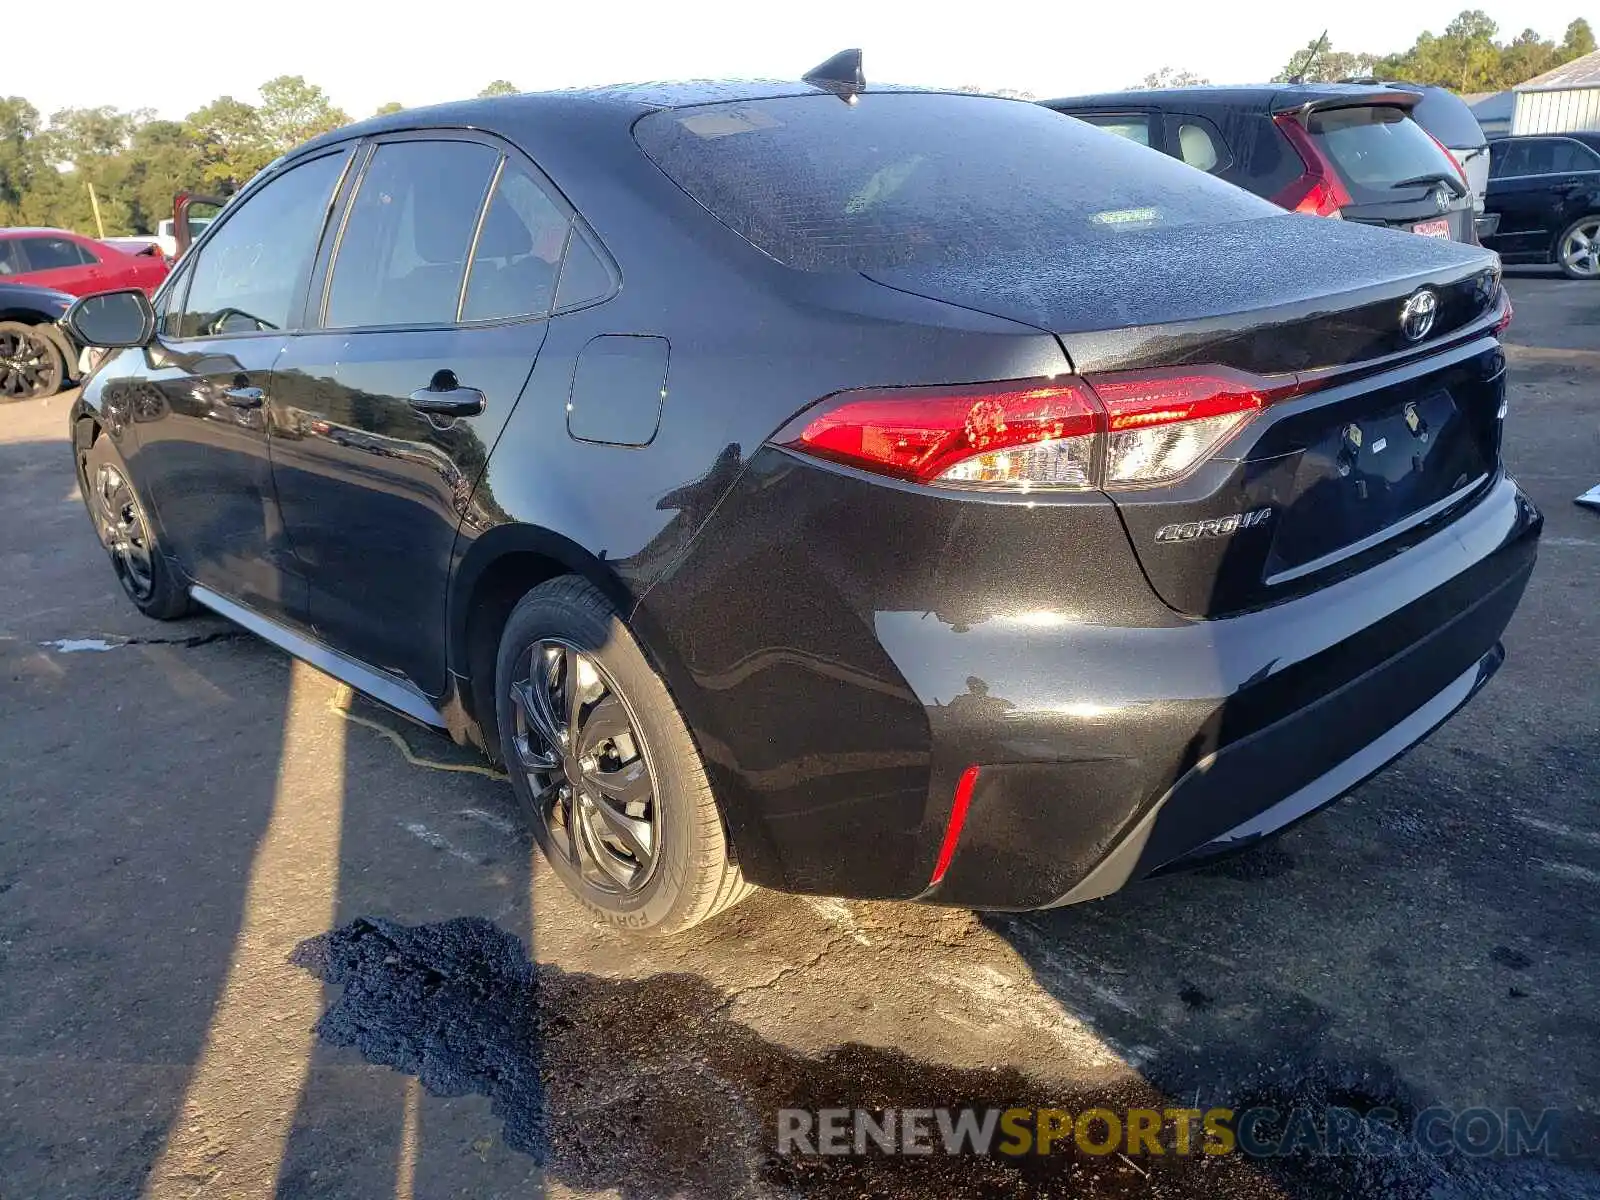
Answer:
[408,370,485,417]
[224,385,264,408]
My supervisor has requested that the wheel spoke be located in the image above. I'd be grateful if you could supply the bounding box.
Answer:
[576,693,630,757]
[510,679,561,768]
[584,789,654,863]
[583,758,651,812]
[576,795,643,888]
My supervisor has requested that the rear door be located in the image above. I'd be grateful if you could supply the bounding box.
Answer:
[1483,138,1591,258]
[270,133,577,696]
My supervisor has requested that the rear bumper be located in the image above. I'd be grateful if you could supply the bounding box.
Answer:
[923,472,1540,908]
[640,451,1541,907]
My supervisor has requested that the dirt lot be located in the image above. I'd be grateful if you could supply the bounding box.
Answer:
[2,270,1597,1199]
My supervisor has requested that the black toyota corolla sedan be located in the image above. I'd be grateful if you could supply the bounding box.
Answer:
[65,63,1539,933]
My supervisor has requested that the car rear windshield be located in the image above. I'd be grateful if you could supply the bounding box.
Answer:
[634,93,1278,272]
[1305,105,1459,204]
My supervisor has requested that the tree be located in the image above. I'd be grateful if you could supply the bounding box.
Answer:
[258,75,350,155]
[479,80,519,97]
[950,84,1038,99]
[1131,67,1210,89]
[1562,18,1596,59]
[373,101,406,116]
[184,95,268,190]
[0,97,43,223]
[1273,37,1380,82]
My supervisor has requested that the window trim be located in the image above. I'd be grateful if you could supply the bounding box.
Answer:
[311,127,619,336]
[156,146,355,345]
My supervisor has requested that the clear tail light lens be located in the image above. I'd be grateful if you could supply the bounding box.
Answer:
[779,367,1299,492]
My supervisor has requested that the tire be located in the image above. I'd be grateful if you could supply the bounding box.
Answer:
[0,321,65,401]
[1555,214,1600,280]
[495,576,753,934]
[77,431,193,620]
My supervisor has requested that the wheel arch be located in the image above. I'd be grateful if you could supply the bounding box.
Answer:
[448,523,639,762]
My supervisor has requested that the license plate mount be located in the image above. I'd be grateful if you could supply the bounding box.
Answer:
[1411,218,1451,239]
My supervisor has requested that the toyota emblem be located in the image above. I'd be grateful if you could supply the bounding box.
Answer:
[1400,289,1438,342]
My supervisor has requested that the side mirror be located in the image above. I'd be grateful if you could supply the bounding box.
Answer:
[63,289,156,349]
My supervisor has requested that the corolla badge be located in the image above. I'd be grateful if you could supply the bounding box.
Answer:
[1154,507,1273,543]
[1400,289,1439,342]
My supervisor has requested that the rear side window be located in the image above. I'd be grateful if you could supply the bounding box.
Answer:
[1305,106,1457,204]
[1408,90,1486,150]
[1175,122,1223,172]
[460,163,571,322]
[636,94,1276,273]
[326,140,500,328]
[1544,139,1600,173]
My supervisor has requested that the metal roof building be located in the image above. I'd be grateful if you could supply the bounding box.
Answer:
[1513,49,1600,134]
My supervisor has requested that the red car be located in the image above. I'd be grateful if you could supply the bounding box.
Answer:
[0,227,169,297]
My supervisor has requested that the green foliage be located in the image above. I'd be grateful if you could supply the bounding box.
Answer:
[373,102,406,117]
[479,80,519,97]
[1131,67,1211,89]
[1275,12,1596,91]
[4,76,350,236]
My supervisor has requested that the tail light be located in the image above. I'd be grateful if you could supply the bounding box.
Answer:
[778,367,1301,493]
[1271,114,1352,218]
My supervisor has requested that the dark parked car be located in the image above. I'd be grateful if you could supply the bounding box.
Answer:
[1043,84,1478,242]
[0,280,80,400]
[65,71,1536,933]
[1481,132,1600,278]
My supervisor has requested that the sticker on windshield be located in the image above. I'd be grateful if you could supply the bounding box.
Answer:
[678,108,783,139]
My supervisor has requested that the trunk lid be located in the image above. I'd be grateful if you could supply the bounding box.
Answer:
[868,220,1506,618]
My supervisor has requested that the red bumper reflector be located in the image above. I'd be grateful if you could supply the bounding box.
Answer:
[929,765,981,887]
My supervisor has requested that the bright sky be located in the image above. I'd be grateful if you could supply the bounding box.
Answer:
[15,0,1587,120]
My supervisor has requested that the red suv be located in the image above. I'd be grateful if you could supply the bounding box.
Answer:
[0,227,169,297]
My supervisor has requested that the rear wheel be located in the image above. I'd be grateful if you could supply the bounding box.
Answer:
[495,576,753,934]
[78,433,192,619]
[1556,215,1600,280]
[0,322,64,401]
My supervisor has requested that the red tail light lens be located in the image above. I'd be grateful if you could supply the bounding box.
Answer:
[782,379,1100,488]
[780,367,1297,492]
[1271,114,1353,218]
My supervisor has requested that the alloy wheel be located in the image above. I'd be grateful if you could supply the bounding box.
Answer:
[89,460,156,602]
[1560,220,1600,278]
[0,327,60,400]
[510,640,661,895]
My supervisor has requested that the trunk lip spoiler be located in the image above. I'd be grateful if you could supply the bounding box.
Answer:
[1273,90,1421,119]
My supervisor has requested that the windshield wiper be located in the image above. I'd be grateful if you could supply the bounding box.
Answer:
[1391,173,1467,198]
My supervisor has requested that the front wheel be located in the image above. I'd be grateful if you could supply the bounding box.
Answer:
[1556,215,1600,280]
[0,322,65,401]
[495,577,753,934]
[78,433,192,619]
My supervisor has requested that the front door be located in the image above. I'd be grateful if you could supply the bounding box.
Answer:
[128,147,351,622]
[270,136,575,696]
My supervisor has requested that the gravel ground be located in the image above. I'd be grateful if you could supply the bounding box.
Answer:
[1,268,1596,1199]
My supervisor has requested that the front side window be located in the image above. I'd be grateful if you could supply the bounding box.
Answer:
[460,162,571,322]
[0,240,21,275]
[325,140,500,328]
[1076,114,1154,147]
[22,237,93,270]
[176,150,348,338]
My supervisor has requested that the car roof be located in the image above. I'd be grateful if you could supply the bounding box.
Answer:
[0,227,84,238]
[292,80,947,159]
[1041,82,1416,112]
[1491,131,1600,148]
